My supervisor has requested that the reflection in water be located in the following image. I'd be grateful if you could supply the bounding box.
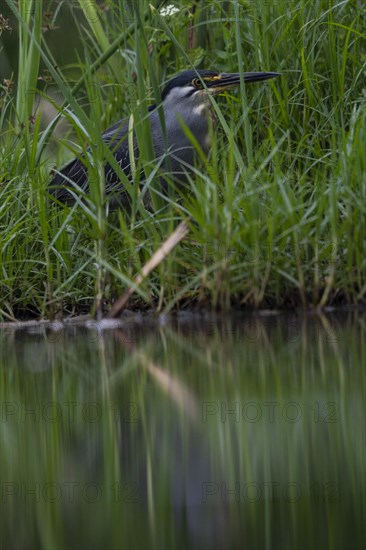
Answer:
[1,311,365,549]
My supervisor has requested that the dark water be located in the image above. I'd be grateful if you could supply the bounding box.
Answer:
[1,311,365,550]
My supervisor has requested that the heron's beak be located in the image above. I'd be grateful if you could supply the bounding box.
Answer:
[206,72,280,94]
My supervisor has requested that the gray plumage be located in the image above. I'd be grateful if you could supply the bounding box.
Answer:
[49,69,279,209]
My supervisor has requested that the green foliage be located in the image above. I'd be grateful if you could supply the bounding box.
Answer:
[0,0,365,318]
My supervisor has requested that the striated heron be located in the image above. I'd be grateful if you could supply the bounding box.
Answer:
[50,69,279,208]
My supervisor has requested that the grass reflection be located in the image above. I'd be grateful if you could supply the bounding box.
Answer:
[1,312,365,549]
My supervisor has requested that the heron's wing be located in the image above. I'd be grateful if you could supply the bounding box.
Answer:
[49,116,134,206]
[101,117,128,141]
[102,118,138,203]
[49,156,89,204]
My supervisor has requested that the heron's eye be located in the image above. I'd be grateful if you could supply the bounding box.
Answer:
[192,78,204,89]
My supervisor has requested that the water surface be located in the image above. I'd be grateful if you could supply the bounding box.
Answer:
[1,311,365,549]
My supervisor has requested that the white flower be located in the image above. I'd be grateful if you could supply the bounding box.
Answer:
[160,4,179,17]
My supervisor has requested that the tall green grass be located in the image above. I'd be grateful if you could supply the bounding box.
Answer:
[0,0,365,319]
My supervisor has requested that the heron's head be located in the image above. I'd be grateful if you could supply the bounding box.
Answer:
[161,69,279,107]
[156,69,279,153]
